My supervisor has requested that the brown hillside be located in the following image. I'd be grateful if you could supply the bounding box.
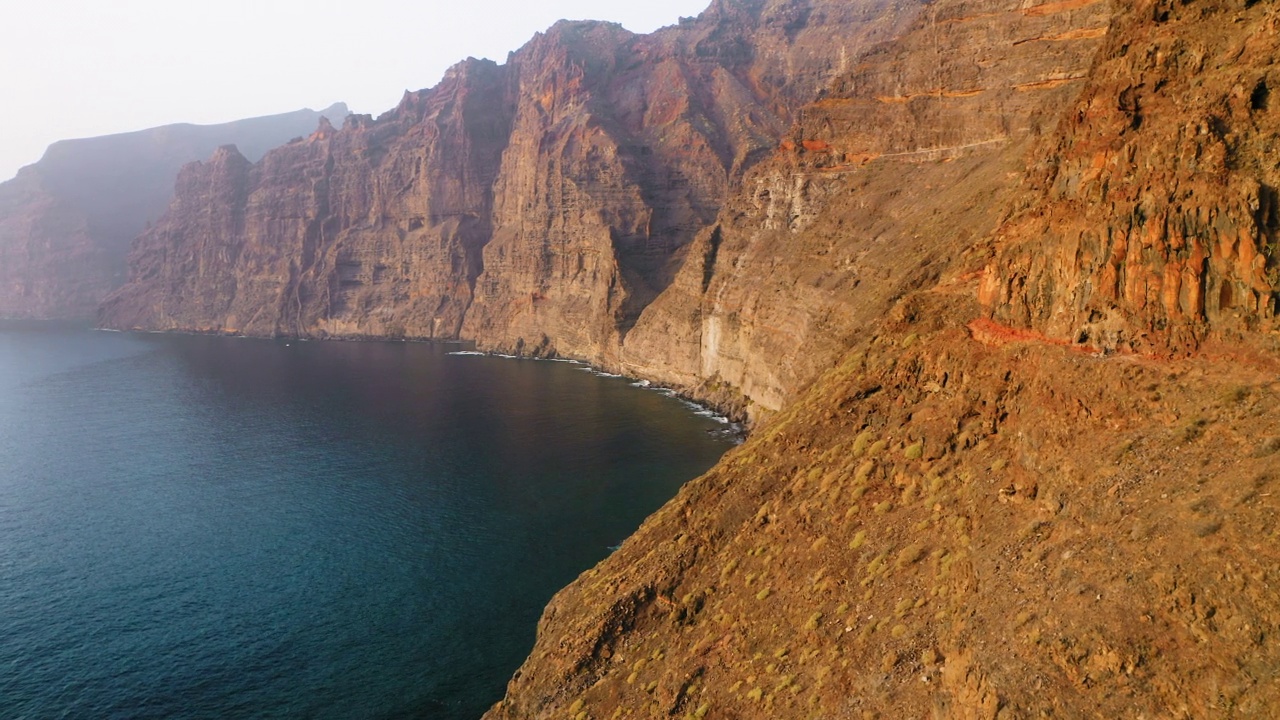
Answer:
[488,286,1280,718]
[486,0,1280,717]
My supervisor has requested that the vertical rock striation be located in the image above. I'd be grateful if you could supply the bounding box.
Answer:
[0,104,348,319]
[619,0,1111,417]
[981,0,1280,354]
[102,60,512,338]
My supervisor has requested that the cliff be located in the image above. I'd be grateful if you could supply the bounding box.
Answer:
[486,0,1280,718]
[88,0,1280,714]
[97,0,1122,428]
[981,0,1280,355]
[618,0,1112,416]
[101,0,947,418]
[0,103,348,319]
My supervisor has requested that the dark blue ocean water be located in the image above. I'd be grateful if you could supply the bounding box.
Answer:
[0,324,732,719]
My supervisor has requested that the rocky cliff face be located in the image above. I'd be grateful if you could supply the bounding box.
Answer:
[98,0,1111,424]
[980,0,1280,354]
[0,104,348,319]
[618,0,1111,416]
[460,1,923,363]
[0,170,100,319]
[101,0,941,414]
[484,1,1280,718]
[102,62,510,337]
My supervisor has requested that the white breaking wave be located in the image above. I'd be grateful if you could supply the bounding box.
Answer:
[575,367,622,378]
[449,349,743,434]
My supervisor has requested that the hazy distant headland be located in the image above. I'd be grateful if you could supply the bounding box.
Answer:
[0,103,347,320]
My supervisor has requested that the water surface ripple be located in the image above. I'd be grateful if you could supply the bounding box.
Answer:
[0,325,731,719]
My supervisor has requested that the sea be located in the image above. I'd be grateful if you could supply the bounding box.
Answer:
[0,323,735,719]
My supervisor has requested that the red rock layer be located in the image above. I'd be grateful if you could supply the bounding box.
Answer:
[619,0,1111,417]
[981,0,1280,354]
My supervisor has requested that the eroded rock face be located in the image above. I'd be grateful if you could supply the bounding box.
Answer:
[981,0,1280,354]
[461,1,926,362]
[620,0,1111,416]
[486,289,1280,720]
[100,0,933,406]
[102,61,511,337]
[98,0,1109,423]
[0,104,348,319]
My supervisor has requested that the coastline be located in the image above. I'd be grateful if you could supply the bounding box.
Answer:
[91,322,751,440]
[448,348,747,442]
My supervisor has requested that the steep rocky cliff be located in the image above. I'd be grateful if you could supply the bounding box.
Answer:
[618,0,1111,416]
[101,0,940,415]
[0,104,348,319]
[88,0,1280,715]
[460,1,921,363]
[485,0,1280,718]
[98,0,1115,425]
[980,0,1280,354]
[101,62,510,338]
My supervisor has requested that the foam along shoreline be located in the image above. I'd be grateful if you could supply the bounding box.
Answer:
[446,349,743,438]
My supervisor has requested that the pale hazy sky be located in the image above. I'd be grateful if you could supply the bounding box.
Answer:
[0,0,713,181]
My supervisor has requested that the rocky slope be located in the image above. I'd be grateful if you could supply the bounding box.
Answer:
[490,290,1280,719]
[618,0,1111,417]
[485,0,1280,717]
[88,0,1280,715]
[0,103,347,319]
